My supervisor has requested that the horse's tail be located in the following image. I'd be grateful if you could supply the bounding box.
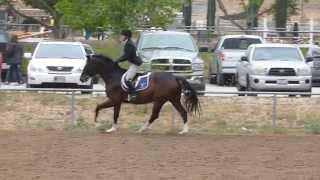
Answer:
[176,76,201,116]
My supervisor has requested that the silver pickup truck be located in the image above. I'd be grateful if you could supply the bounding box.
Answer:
[236,44,312,96]
[136,31,205,92]
[209,35,264,85]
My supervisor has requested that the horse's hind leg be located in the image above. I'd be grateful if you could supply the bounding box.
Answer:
[170,98,188,134]
[138,100,166,133]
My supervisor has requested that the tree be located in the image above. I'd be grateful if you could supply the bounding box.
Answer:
[207,0,216,28]
[274,0,288,31]
[274,0,302,31]
[56,0,108,32]
[25,0,63,38]
[0,0,63,38]
[182,0,192,27]
[246,0,264,28]
[57,0,184,33]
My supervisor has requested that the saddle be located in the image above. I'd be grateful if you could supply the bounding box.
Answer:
[121,72,151,92]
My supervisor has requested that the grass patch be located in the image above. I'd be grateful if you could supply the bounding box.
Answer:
[65,117,91,131]
[258,125,288,134]
[200,52,212,74]
[304,119,320,134]
[95,120,113,132]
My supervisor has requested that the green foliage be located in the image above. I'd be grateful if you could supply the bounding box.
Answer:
[56,0,184,32]
[56,0,108,31]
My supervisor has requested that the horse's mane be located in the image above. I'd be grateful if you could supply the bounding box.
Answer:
[92,54,114,63]
[92,54,126,72]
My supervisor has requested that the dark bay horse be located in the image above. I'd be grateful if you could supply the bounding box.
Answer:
[80,55,200,134]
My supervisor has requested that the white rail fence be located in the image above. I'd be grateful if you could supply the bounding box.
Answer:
[0,87,316,130]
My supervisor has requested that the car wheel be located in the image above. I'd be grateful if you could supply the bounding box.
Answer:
[301,89,312,97]
[208,66,216,84]
[216,72,224,86]
[209,75,216,84]
[236,74,245,96]
[80,83,93,94]
[27,83,40,88]
[246,76,257,96]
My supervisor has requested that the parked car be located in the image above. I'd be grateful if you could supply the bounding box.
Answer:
[304,45,320,86]
[136,31,205,92]
[83,43,95,55]
[26,41,93,89]
[209,35,264,85]
[236,44,312,96]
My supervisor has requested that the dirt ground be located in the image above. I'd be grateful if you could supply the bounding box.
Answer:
[0,130,320,180]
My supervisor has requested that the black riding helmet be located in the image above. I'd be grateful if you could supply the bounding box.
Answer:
[121,30,132,39]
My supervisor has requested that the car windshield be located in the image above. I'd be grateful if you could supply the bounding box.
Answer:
[222,38,261,50]
[140,33,197,52]
[253,47,303,61]
[35,44,85,59]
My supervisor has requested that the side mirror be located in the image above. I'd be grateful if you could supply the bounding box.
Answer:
[306,57,313,63]
[241,56,248,62]
[24,52,32,59]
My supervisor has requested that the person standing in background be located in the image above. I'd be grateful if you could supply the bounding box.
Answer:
[0,53,3,84]
[292,22,300,44]
[5,35,24,85]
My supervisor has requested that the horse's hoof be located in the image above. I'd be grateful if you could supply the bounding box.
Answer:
[137,123,150,133]
[137,127,149,133]
[95,123,101,128]
[105,127,117,133]
[178,130,188,135]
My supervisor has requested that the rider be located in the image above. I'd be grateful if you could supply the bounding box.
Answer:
[116,30,142,101]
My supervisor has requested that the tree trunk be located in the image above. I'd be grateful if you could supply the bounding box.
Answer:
[183,0,192,27]
[52,16,63,39]
[207,0,216,28]
[247,0,259,29]
[275,0,288,36]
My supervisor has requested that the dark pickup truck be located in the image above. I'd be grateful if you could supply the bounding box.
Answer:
[0,31,10,81]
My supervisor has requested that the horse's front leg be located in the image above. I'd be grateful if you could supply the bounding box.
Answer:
[105,103,122,133]
[95,99,115,123]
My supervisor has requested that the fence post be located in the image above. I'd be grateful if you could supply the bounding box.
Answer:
[309,19,314,44]
[70,91,76,126]
[263,17,268,40]
[216,16,220,36]
[272,94,277,128]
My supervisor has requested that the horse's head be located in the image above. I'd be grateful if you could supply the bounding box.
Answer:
[80,55,99,82]
[80,55,117,82]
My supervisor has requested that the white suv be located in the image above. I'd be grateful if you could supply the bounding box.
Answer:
[236,44,312,95]
[27,41,92,89]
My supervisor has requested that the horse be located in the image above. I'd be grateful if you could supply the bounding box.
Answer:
[80,55,200,134]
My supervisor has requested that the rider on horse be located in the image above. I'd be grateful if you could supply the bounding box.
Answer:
[116,30,143,101]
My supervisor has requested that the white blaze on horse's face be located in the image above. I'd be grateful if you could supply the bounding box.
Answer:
[80,73,90,82]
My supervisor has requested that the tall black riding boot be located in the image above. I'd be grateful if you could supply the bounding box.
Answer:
[126,80,137,101]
